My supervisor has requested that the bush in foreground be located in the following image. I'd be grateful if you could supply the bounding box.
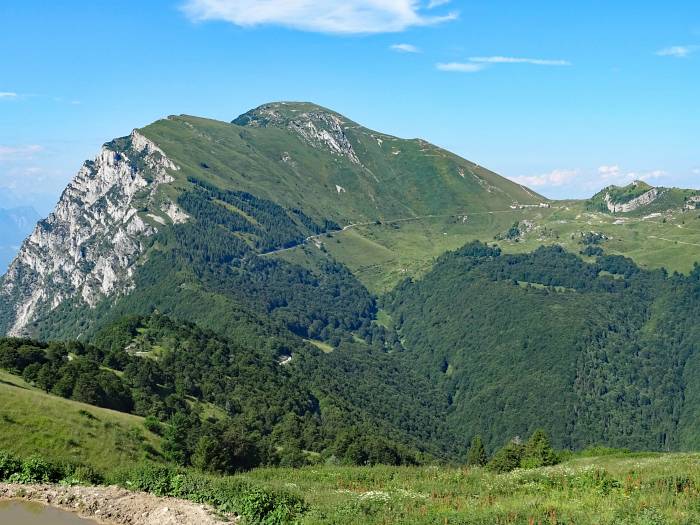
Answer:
[0,450,306,524]
[109,463,307,524]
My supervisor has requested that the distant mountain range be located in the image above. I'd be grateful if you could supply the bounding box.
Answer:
[0,206,39,274]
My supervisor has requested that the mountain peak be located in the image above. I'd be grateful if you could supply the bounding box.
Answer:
[232,101,351,128]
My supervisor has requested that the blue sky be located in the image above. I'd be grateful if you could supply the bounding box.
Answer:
[1,0,699,213]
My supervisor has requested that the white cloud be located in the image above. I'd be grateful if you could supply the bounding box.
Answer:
[391,43,420,53]
[469,56,571,66]
[0,92,18,99]
[436,62,485,73]
[0,145,43,161]
[597,165,621,177]
[512,169,579,187]
[427,0,451,7]
[182,0,458,34]
[656,45,697,58]
[598,165,667,186]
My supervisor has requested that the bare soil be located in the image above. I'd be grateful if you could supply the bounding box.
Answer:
[0,483,236,525]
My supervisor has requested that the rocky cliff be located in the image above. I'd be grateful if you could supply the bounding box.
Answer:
[0,131,185,336]
[605,187,661,213]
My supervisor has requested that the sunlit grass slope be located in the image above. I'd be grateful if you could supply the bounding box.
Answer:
[0,370,161,472]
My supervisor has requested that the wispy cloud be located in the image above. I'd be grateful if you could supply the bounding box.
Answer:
[656,45,697,58]
[510,166,668,196]
[391,43,420,53]
[436,62,485,73]
[436,55,570,73]
[598,165,667,185]
[0,92,18,99]
[427,0,451,7]
[469,56,571,66]
[181,0,458,34]
[0,145,43,161]
[512,169,579,188]
[597,165,621,177]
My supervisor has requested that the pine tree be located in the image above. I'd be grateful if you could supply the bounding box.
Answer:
[466,435,488,466]
[488,439,524,473]
[520,429,558,468]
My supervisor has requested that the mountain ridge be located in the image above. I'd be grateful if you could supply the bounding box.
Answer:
[0,102,542,338]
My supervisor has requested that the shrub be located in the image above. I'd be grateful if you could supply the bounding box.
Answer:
[143,416,163,435]
[9,454,63,484]
[0,450,21,479]
[520,430,558,468]
[110,462,307,524]
[466,435,488,466]
[488,440,524,473]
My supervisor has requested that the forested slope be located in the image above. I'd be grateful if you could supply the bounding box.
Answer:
[385,242,700,452]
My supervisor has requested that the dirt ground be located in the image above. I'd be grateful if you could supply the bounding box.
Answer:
[0,483,236,525]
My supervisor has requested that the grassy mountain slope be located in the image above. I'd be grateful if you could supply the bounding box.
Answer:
[140,102,540,225]
[0,370,161,471]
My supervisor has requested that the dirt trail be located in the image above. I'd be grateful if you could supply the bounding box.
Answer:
[0,483,235,525]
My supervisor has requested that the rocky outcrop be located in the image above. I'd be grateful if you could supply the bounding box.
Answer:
[0,130,184,336]
[235,102,362,165]
[605,187,660,213]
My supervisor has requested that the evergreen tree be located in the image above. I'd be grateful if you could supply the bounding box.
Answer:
[521,429,558,468]
[466,435,487,466]
[488,438,524,473]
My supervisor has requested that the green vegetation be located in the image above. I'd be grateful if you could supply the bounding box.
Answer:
[385,242,700,452]
[244,452,700,524]
[0,449,305,524]
[1,314,454,472]
[6,445,700,524]
[0,370,161,472]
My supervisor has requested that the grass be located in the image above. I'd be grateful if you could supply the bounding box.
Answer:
[305,339,334,353]
[241,453,700,524]
[0,370,162,472]
[273,202,700,293]
[285,210,545,293]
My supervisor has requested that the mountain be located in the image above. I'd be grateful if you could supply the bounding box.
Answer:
[0,206,39,274]
[0,102,541,339]
[3,102,700,468]
[587,180,700,215]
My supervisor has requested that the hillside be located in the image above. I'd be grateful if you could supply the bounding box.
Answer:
[0,370,161,471]
[385,242,700,452]
[587,180,700,215]
[0,314,455,471]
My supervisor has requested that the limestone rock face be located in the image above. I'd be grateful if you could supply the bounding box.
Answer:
[0,130,184,336]
[605,187,660,213]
